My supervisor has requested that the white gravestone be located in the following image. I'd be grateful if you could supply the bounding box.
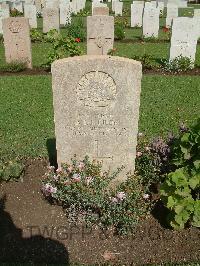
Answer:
[52,55,142,183]
[131,1,144,28]
[143,3,160,38]
[170,17,198,65]
[43,7,59,33]
[166,3,178,28]
[87,15,114,55]
[24,3,37,28]
[114,1,123,16]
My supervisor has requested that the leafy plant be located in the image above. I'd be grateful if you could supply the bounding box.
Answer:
[160,118,200,229]
[42,156,151,235]
[161,56,194,73]
[0,160,24,182]
[132,54,154,70]
[30,29,44,43]
[115,24,125,40]
[0,61,27,72]
[43,32,82,69]
[66,18,86,41]
[44,29,60,43]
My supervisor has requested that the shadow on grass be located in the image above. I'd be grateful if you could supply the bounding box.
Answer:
[0,196,69,264]
[46,138,58,168]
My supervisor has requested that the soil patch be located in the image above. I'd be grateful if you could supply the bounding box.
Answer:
[0,159,200,265]
[0,68,51,76]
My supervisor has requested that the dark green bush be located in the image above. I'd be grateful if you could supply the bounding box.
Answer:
[115,24,125,40]
[0,159,24,182]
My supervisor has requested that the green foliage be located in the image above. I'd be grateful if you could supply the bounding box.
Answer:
[42,156,151,235]
[0,159,24,182]
[43,30,82,69]
[160,118,200,229]
[161,56,194,73]
[0,61,27,72]
[132,54,154,70]
[115,24,125,40]
[66,18,86,41]
[30,29,44,43]
[10,8,23,17]
[44,29,61,43]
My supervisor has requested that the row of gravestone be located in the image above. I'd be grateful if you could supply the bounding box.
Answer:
[1,3,200,68]
[0,0,87,33]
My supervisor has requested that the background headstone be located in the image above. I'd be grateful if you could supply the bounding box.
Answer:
[131,1,144,28]
[87,15,114,55]
[2,17,32,68]
[52,55,142,183]
[166,3,178,28]
[43,7,59,33]
[143,2,160,38]
[170,17,198,65]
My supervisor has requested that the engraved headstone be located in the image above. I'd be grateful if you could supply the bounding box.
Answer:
[43,7,59,33]
[93,6,109,16]
[143,2,160,38]
[131,1,144,28]
[2,17,32,68]
[87,15,114,55]
[0,4,10,34]
[166,3,178,28]
[52,55,142,183]
[170,17,198,65]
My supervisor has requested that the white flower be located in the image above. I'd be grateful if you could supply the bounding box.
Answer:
[143,193,150,200]
[116,192,126,201]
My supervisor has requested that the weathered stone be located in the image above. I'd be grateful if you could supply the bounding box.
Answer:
[24,3,37,28]
[60,3,72,25]
[51,55,142,183]
[114,1,123,16]
[87,15,114,55]
[131,1,144,28]
[0,4,10,34]
[166,3,178,28]
[170,17,198,65]
[143,2,160,38]
[43,7,59,33]
[93,6,109,16]
[2,17,32,68]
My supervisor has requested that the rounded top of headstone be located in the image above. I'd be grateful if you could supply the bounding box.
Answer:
[51,55,142,73]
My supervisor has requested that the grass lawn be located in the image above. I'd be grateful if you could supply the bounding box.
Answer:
[0,74,199,160]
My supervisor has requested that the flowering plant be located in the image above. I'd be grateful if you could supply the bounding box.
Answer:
[42,156,151,234]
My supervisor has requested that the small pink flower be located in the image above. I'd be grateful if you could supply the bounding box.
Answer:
[138,132,144,137]
[67,166,73,173]
[143,193,150,200]
[116,192,126,201]
[48,166,55,171]
[42,183,57,196]
[85,176,93,185]
[53,174,59,181]
[72,173,81,182]
[110,197,118,204]
[56,167,62,173]
[78,162,85,171]
[136,151,143,157]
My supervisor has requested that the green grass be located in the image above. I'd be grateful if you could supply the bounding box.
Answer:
[0,75,199,160]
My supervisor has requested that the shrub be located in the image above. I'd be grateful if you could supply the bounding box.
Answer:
[42,156,151,235]
[30,29,44,43]
[132,54,154,70]
[161,56,194,73]
[0,159,24,182]
[44,29,61,43]
[66,18,86,41]
[160,118,200,229]
[43,32,82,69]
[115,24,125,40]
[0,61,27,72]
